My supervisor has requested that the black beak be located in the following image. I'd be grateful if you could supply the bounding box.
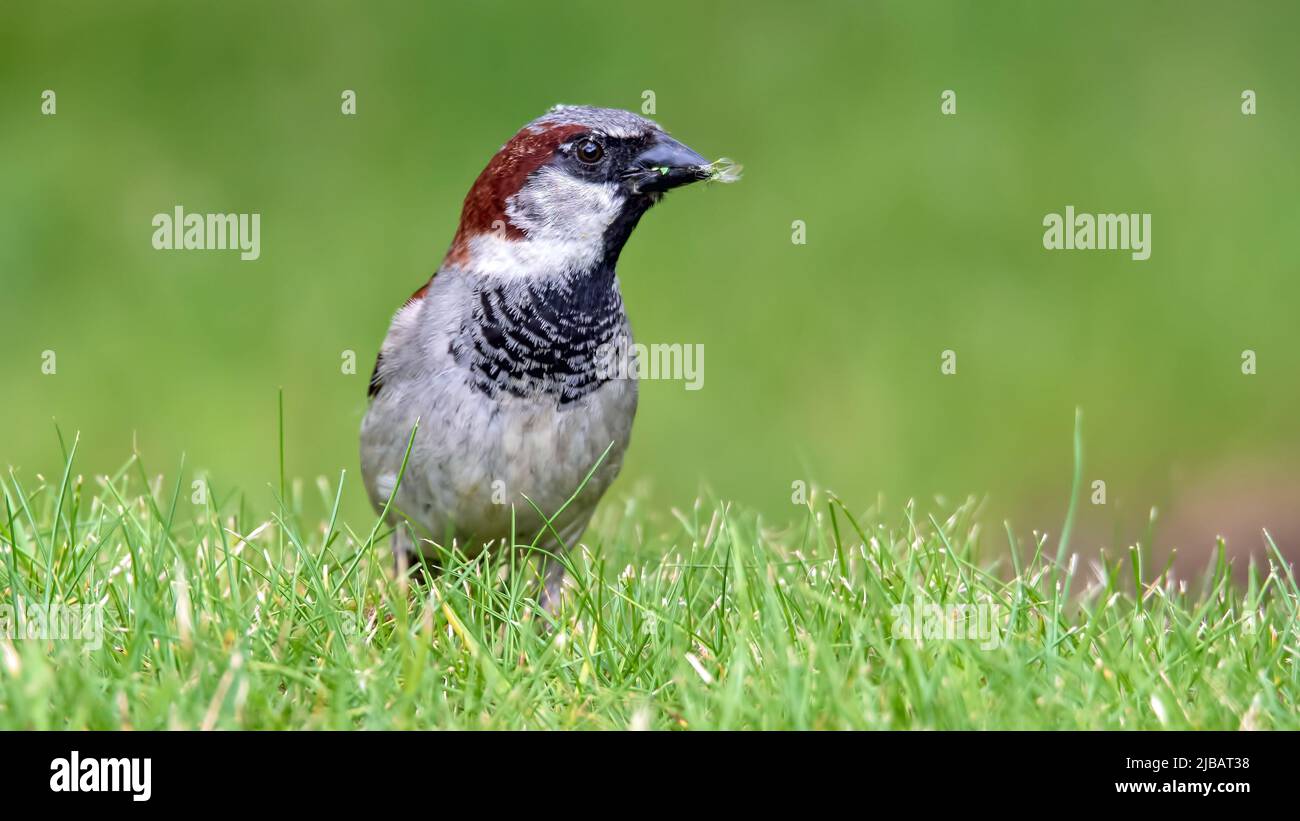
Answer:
[624,134,711,194]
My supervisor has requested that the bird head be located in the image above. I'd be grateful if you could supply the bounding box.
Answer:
[444,105,733,277]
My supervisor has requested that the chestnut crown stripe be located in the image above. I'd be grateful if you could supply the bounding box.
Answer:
[445,122,587,261]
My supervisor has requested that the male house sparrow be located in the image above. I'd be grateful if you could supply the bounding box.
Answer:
[360,105,730,610]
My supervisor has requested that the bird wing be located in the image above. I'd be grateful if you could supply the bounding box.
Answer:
[367,278,434,399]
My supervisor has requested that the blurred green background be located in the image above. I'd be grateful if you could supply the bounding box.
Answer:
[3,1,1298,562]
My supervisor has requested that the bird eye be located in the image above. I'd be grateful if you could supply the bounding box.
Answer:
[575,138,604,165]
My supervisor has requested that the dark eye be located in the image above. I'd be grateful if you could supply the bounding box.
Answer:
[575,138,604,164]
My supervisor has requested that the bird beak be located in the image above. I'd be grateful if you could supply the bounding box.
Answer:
[625,134,712,194]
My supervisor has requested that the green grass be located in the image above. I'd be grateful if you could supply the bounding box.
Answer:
[1,436,1297,730]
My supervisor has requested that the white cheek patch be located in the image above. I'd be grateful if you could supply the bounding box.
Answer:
[463,168,624,279]
[509,167,622,243]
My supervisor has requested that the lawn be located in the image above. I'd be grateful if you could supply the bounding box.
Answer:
[1,426,1296,731]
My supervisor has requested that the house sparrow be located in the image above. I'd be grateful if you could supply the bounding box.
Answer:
[360,105,731,611]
